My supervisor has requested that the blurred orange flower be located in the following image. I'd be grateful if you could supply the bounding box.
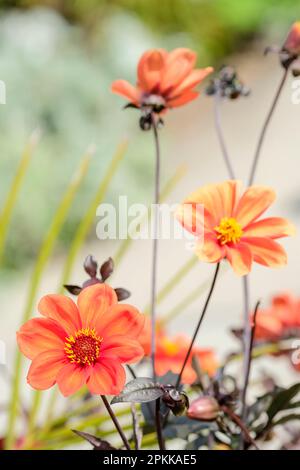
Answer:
[283,22,300,56]
[176,180,295,276]
[17,284,145,397]
[138,320,218,384]
[254,292,300,342]
[111,48,213,112]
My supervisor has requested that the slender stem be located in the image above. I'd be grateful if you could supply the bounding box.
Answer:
[150,115,161,379]
[175,262,220,388]
[101,395,131,450]
[241,301,260,426]
[248,67,289,186]
[241,277,251,409]
[155,398,165,450]
[214,92,235,179]
[221,405,260,450]
[126,365,137,379]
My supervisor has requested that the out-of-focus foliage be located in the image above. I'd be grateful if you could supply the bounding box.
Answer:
[0,0,299,271]
[3,0,300,62]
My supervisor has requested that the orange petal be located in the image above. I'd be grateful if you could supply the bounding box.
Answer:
[169,67,213,98]
[56,363,87,397]
[77,284,118,330]
[98,304,145,340]
[101,335,144,364]
[111,79,140,104]
[234,186,276,227]
[243,217,296,239]
[38,295,81,336]
[167,90,199,108]
[87,359,126,395]
[27,349,66,391]
[161,48,197,91]
[196,349,218,377]
[195,233,225,263]
[243,237,287,268]
[254,310,283,340]
[137,49,167,91]
[185,180,242,228]
[17,318,66,360]
[225,243,253,276]
[175,201,206,236]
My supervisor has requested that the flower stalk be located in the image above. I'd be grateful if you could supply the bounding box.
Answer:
[150,114,161,380]
[175,262,220,388]
[101,395,131,450]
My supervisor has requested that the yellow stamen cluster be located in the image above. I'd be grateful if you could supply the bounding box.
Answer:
[215,217,243,245]
[65,328,102,366]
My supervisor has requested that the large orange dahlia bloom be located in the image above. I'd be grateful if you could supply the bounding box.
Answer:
[111,48,213,112]
[177,180,295,276]
[17,284,145,396]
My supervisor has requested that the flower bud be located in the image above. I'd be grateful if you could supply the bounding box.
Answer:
[162,389,189,416]
[187,396,220,421]
[283,22,300,56]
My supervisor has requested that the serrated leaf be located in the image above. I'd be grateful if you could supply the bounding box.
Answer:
[111,378,164,404]
[267,383,300,423]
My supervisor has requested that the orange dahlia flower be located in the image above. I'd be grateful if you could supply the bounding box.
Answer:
[138,320,217,384]
[17,284,145,396]
[111,48,213,112]
[176,180,295,276]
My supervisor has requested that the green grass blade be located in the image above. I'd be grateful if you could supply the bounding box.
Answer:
[59,140,128,289]
[5,147,93,449]
[144,255,198,314]
[0,130,40,264]
[41,141,128,429]
[161,263,228,325]
[113,163,187,267]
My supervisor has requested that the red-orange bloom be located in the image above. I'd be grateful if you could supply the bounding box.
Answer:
[283,22,300,56]
[254,292,300,342]
[17,284,145,396]
[138,320,218,384]
[176,180,295,276]
[111,48,213,112]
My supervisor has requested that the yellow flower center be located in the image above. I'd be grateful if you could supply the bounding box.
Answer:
[215,217,243,245]
[163,339,179,356]
[65,328,102,366]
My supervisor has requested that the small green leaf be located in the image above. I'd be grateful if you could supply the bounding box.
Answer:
[272,413,300,427]
[267,383,300,423]
[111,378,164,404]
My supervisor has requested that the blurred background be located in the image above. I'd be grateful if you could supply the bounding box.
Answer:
[1,0,300,447]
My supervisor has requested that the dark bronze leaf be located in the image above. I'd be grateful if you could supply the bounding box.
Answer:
[111,378,164,404]
[72,430,116,450]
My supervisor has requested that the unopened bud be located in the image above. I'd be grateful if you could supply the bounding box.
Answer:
[162,389,189,417]
[187,396,220,421]
[283,22,300,56]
